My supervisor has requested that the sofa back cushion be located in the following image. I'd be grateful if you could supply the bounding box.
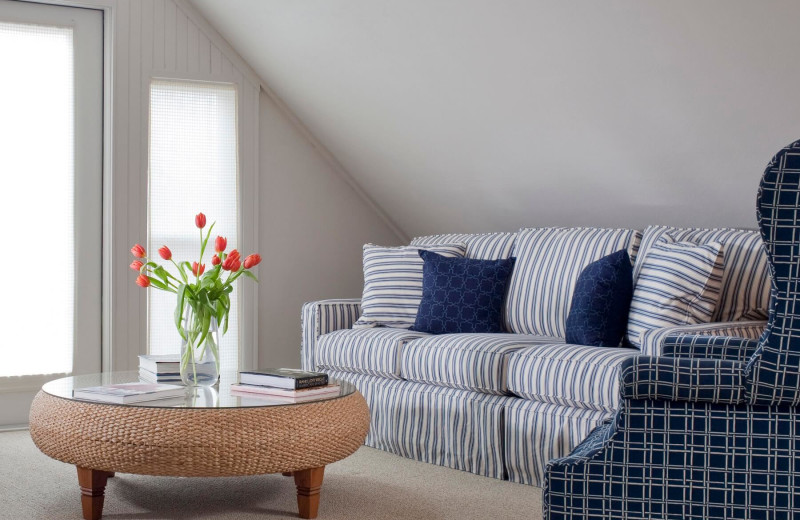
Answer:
[353,243,467,329]
[410,232,516,260]
[634,226,771,322]
[504,227,642,337]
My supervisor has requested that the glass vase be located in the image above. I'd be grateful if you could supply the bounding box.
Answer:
[179,305,221,387]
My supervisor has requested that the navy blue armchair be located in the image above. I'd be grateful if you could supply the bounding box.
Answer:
[544,140,800,520]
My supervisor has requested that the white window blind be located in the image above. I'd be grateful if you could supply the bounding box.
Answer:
[148,80,240,374]
[0,22,74,377]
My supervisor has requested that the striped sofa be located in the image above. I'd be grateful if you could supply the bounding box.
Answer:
[301,226,770,486]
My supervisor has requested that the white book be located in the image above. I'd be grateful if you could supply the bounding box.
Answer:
[139,368,182,384]
[138,354,181,375]
[230,382,341,398]
[230,387,341,404]
[73,382,186,404]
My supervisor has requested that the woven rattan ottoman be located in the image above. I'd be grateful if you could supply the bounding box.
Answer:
[29,372,370,520]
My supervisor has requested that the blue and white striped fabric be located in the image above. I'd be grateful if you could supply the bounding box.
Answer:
[316,328,429,378]
[506,343,638,412]
[637,319,767,356]
[626,239,724,348]
[504,228,642,337]
[400,333,563,395]
[353,243,467,329]
[326,370,515,480]
[505,399,609,486]
[301,299,362,371]
[410,232,517,260]
[634,226,771,322]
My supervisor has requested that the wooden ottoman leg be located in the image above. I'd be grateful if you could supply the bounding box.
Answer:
[293,466,325,519]
[76,467,111,520]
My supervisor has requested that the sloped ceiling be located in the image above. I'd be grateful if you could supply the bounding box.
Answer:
[191,0,800,237]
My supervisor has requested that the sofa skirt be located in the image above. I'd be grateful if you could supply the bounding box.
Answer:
[505,399,610,486]
[326,370,515,480]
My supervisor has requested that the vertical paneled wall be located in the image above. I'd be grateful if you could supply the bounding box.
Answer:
[101,0,260,370]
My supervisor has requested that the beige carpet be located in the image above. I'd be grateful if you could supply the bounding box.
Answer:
[0,430,542,519]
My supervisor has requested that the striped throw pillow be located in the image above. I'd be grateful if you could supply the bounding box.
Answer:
[410,232,517,260]
[504,227,642,337]
[635,226,770,322]
[353,243,467,329]
[626,239,724,348]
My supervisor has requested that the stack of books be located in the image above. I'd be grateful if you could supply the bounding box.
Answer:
[73,382,186,404]
[230,368,340,403]
[138,354,182,384]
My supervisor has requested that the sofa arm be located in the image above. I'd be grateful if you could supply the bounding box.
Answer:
[638,320,767,356]
[620,356,746,404]
[661,334,761,362]
[301,299,361,371]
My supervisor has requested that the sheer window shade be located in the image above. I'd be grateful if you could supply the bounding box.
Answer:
[148,80,240,374]
[0,22,74,377]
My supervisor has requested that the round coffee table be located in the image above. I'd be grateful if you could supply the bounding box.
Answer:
[29,372,369,520]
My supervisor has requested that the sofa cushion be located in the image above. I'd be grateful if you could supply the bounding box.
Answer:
[506,343,638,411]
[565,249,633,347]
[412,251,516,334]
[316,328,429,378]
[400,333,563,395]
[626,239,724,348]
[410,232,517,260]
[504,227,642,337]
[353,243,467,329]
[634,226,771,322]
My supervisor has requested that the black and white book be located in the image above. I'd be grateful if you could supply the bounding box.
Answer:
[139,367,182,384]
[138,354,181,375]
[238,368,328,390]
[73,382,186,404]
[230,382,340,398]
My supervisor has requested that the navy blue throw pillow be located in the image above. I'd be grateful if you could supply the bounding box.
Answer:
[412,250,516,335]
[565,249,633,347]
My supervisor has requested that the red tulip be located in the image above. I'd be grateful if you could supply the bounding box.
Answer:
[130,260,143,271]
[158,246,172,260]
[135,274,150,288]
[131,244,146,258]
[222,256,241,271]
[227,249,241,262]
[214,236,227,253]
[195,212,206,229]
[211,254,221,266]
[243,254,262,269]
[192,262,206,276]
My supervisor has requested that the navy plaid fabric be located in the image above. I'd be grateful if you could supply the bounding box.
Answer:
[662,334,761,362]
[543,139,800,519]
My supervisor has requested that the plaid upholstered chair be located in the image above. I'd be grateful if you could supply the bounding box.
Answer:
[544,140,800,520]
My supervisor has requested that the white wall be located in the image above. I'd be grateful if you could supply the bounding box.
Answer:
[191,0,800,236]
[257,89,401,368]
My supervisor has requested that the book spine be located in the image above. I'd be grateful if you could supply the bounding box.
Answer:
[295,375,328,389]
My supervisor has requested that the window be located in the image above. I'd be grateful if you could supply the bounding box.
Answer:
[148,80,240,374]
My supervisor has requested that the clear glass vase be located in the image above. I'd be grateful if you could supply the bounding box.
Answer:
[179,305,221,387]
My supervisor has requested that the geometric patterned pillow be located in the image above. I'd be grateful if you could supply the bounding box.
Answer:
[411,250,516,334]
[626,239,724,348]
[352,243,467,329]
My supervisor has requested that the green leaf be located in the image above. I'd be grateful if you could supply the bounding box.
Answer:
[153,265,170,284]
[199,222,215,261]
[148,277,174,292]
[174,284,187,340]
[241,270,259,283]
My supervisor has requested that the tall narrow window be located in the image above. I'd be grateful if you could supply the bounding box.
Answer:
[0,22,74,377]
[148,80,240,374]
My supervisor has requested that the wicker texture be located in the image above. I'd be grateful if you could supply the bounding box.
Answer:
[29,390,370,477]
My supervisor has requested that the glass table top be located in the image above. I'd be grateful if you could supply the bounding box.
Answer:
[42,371,355,409]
